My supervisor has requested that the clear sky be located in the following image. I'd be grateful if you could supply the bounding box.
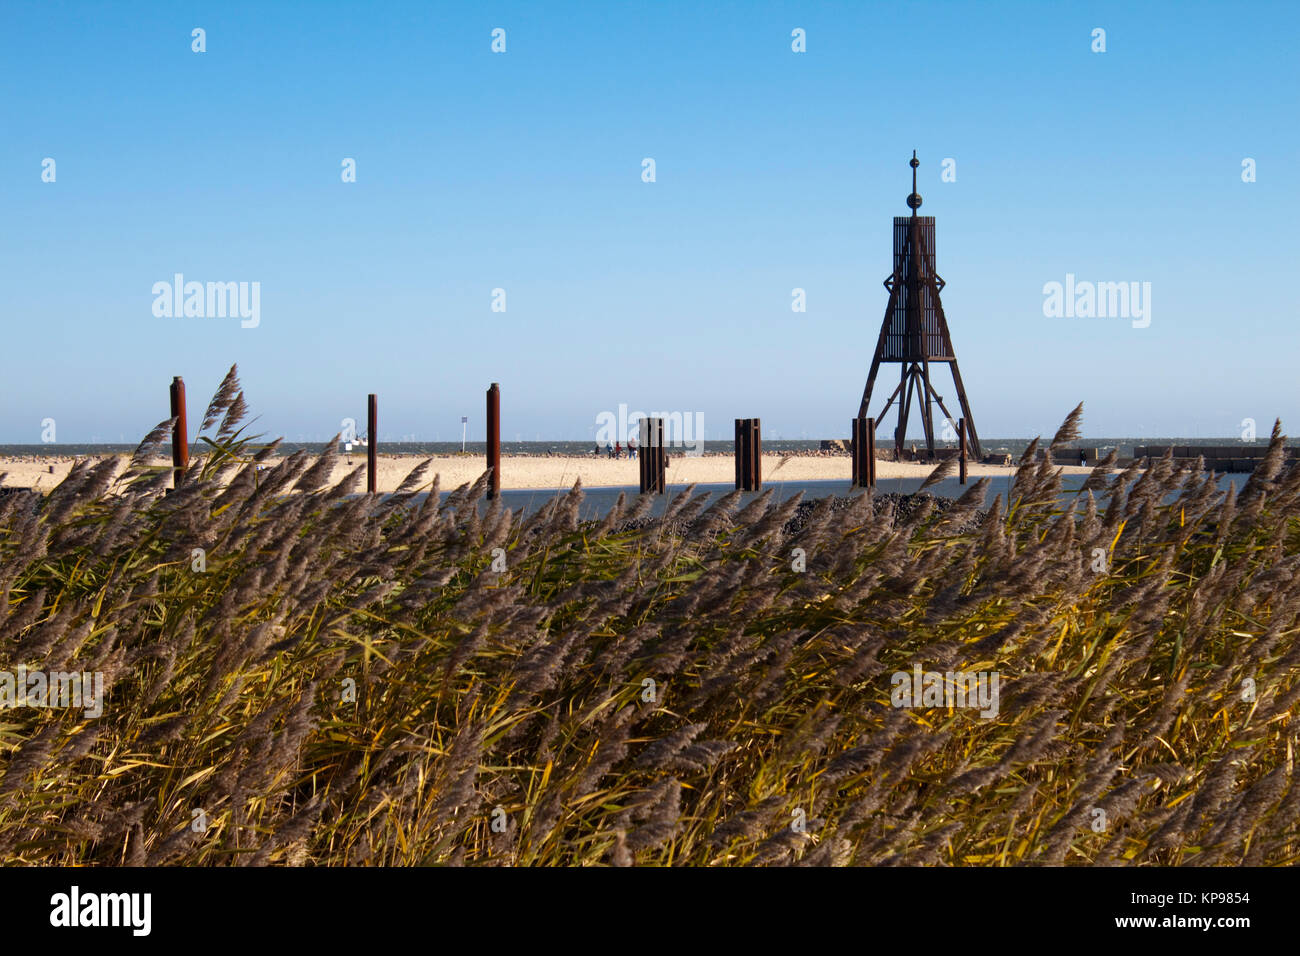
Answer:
[2,0,1297,444]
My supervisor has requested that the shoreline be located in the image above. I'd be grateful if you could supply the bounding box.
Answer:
[0,452,1094,494]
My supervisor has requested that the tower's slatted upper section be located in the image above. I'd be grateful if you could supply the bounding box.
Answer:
[885,216,953,361]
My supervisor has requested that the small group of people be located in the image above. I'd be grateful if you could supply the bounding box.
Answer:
[594,440,637,459]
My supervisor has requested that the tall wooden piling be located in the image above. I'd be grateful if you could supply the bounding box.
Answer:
[169,376,189,488]
[852,417,876,488]
[639,417,666,494]
[367,394,378,494]
[734,421,741,489]
[851,418,862,487]
[867,417,876,487]
[486,383,501,499]
[958,417,967,485]
[734,418,761,491]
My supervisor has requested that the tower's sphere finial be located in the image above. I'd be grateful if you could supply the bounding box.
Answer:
[907,191,923,209]
[909,155,919,170]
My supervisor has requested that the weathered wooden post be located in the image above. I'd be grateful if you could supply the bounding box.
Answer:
[852,417,877,489]
[486,383,501,499]
[851,418,863,488]
[867,417,876,487]
[367,394,378,494]
[639,417,665,494]
[169,376,189,488]
[734,420,742,490]
[734,418,761,491]
[958,417,967,485]
[653,419,665,493]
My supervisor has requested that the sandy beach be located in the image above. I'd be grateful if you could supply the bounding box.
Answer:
[0,453,1094,494]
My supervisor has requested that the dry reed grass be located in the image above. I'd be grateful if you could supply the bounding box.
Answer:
[1,371,1298,865]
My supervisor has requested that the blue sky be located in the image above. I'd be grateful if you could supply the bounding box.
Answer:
[2,0,1297,444]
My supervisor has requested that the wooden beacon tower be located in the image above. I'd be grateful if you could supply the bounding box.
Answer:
[858,152,981,459]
